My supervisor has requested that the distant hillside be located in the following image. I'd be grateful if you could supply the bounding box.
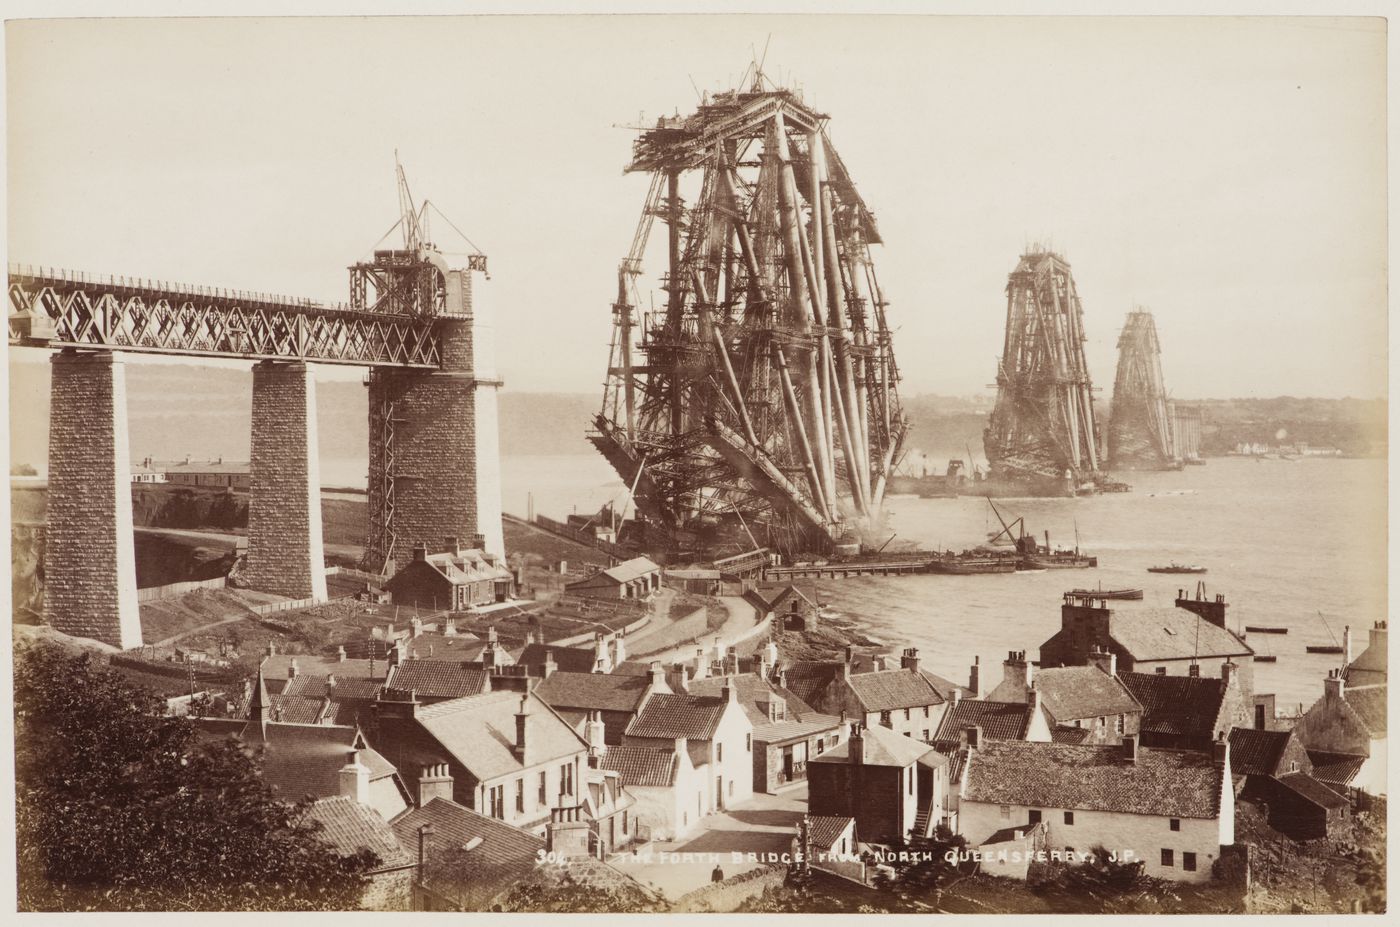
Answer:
[1188,396,1387,457]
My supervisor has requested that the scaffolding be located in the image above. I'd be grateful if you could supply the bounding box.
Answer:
[1108,308,1179,470]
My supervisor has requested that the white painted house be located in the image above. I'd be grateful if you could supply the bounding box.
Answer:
[958,735,1234,883]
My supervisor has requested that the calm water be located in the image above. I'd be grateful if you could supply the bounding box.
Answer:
[324,453,1385,710]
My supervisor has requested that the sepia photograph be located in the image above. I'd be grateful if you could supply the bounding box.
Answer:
[3,7,1390,917]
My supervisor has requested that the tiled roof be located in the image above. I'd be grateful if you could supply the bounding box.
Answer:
[1051,725,1092,745]
[964,740,1225,820]
[919,669,973,702]
[625,692,728,740]
[1276,772,1350,810]
[1344,685,1387,737]
[415,690,586,781]
[933,699,1032,743]
[1033,666,1141,722]
[387,660,490,700]
[535,671,654,713]
[781,656,882,706]
[261,654,385,682]
[601,557,661,583]
[307,795,412,870]
[1119,672,1226,740]
[687,675,819,726]
[1109,608,1253,661]
[805,815,854,849]
[390,798,543,911]
[598,744,679,787]
[810,724,934,769]
[1305,750,1366,786]
[1228,728,1294,777]
[269,694,328,724]
[843,668,945,712]
[751,715,843,744]
[516,643,600,674]
[282,674,384,701]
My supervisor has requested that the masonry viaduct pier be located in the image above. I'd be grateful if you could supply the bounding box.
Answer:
[9,223,504,649]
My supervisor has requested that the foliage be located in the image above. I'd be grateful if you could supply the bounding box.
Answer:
[872,824,970,898]
[14,644,376,911]
[495,868,665,913]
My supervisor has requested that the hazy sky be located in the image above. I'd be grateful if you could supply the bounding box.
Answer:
[6,15,1388,399]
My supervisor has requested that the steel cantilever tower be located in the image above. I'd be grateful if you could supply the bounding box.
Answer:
[590,80,907,558]
[984,249,1107,496]
[1108,308,1180,470]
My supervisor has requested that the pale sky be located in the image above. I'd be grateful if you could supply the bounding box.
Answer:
[6,15,1388,399]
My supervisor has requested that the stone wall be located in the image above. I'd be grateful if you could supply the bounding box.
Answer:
[45,352,142,648]
[242,361,327,600]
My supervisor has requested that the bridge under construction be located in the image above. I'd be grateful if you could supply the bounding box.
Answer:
[984,249,1119,496]
[1108,308,1180,470]
[590,78,906,559]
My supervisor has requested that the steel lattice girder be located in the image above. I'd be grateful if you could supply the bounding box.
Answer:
[8,268,441,368]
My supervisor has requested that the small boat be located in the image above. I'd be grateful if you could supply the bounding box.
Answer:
[1254,655,1278,663]
[1069,587,1143,600]
[1244,626,1289,634]
[1147,563,1207,574]
[1306,645,1344,654]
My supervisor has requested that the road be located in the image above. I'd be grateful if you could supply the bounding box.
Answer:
[639,594,763,665]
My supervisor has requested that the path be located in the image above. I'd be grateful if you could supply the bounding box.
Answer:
[639,594,762,665]
[134,526,364,561]
[151,612,254,648]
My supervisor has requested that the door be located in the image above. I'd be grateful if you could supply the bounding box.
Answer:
[716,775,724,811]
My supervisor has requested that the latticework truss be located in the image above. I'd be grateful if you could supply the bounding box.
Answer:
[1108,308,1178,470]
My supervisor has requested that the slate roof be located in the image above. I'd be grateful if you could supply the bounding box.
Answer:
[1343,637,1387,687]
[307,795,412,870]
[933,699,1032,744]
[1119,672,1226,741]
[844,668,945,712]
[919,669,974,702]
[1305,750,1367,787]
[781,656,882,706]
[600,557,661,583]
[805,815,855,849]
[214,722,399,802]
[387,660,490,700]
[390,798,544,912]
[516,643,600,674]
[598,744,679,787]
[1343,685,1387,737]
[983,821,1045,845]
[415,690,586,781]
[534,671,654,713]
[1052,725,1093,745]
[810,724,935,769]
[1032,666,1142,721]
[1109,608,1253,661]
[1276,772,1350,810]
[751,715,844,744]
[612,660,655,676]
[687,675,819,726]
[963,740,1226,820]
[625,692,729,740]
[1228,728,1295,777]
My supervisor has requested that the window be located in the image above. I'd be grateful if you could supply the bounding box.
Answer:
[1183,852,1197,872]
[880,710,892,727]
[1156,666,1167,675]
[1116,715,1125,735]
[728,780,734,796]
[1064,811,1074,825]
[1074,719,1082,728]
[515,778,525,814]
[538,771,548,806]
[922,729,930,741]
[718,743,723,762]
[1097,716,1105,729]
[907,770,913,795]
[1290,761,1299,773]
[488,785,505,819]
[999,805,1011,818]
[904,708,911,720]
[746,733,752,751]
[1028,809,1042,824]
[1161,849,1174,867]
[923,706,930,718]
[1170,818,1180,832]
[621,811,628,833]
[816,739,825,755]
[560,762,573,796]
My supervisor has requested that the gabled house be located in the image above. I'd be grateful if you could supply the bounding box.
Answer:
[534,664,669,744]
[808,723,949,843]
[565,556,661,600]
[687,672,845,793]
[931,695,1053,751]
[598,741,704,841]
[306,795,415,910]
[366,688,591,835]
[958,736,1234,883]
[1119,667,1251,752]
[811,648,951,742]
[620,684,754,814]
[385,539,514,611]
[1040,594,1255,702]
[390,797,546,911]
[385,659,492,703]
[987,650,1144,745]
[1342,620,1388,688]
[516,630,627,675]
[259,647,388,695]
[272,673,385,726]
[1228,727,1348,839]
[1292,671,1386,796]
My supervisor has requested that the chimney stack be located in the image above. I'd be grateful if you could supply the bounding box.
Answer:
[337,645,347,662]
[1221,660,1237,690]
[721,676,738,706]
[444,617,457,638]
[288,658,299,679]
[847,723,864,765]
[1212,732,1230,768]
[968,656,981,698]
[1027,684,1042,722]
[542,651,557,678]
[693,648,709,680]
[1003,650,1031,695]
[648,661,667,693]
[514,693,531,764]
[339,749,370,804]
[901,647,920,674]
[1324,668,1344,702]
[417,762,454,806]
[266,643,277,656]
[1122,733,1139,764]
[1087,646,1116,678]
[585,710,607,758]
[412,543,428,562]
[1343,625,1353,667]
[611,633,626,668]
[411,617,423,638]
[1188,663,1200,678]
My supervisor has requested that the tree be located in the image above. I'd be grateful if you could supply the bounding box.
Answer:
[14,644,376,911]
